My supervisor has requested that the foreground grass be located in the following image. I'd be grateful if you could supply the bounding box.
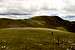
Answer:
[0,28,74,50]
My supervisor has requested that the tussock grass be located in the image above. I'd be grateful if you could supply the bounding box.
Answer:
[0,28,74,50]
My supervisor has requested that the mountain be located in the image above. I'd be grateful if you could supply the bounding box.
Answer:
[63,16,75,21]
[0,16,65,28]
[26,16,74,32]
[0,16,75,32]
[28,16,64,28]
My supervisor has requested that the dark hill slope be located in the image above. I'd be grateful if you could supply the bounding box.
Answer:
[64,21,75,32]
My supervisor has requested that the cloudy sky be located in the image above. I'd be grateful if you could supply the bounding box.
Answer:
[0,0,75,21]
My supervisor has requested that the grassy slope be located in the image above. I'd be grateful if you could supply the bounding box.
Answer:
[0,28,74,50]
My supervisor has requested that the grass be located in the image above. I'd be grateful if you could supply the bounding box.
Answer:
[0,28,74,50]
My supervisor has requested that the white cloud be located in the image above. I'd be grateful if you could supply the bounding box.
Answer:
[60,0,75,15]
[0,0,65,10]
[0,0,74,21]
[0,0,65,14]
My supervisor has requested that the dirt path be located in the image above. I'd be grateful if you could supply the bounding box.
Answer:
[1,27,70,33]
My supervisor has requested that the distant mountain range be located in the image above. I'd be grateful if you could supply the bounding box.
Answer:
[61,16,75,21]
[0,16,75,32]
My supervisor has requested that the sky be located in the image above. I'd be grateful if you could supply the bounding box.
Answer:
[0,0,75,21]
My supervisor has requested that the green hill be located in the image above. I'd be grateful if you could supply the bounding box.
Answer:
[0,16,64,28]
[28,16,64,28]
[0,16,74,32]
